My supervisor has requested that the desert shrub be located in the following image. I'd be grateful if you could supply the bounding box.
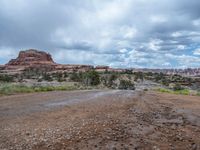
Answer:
[154,73,165,82]
[146,72,153,76]
[156,88,190,95]
[107,73,117,87]
[0,74,14,82]
[0,83,79,95]
[118,80,135,90]
[82,70,100,86]
[42,73,53,81]
[161,78,170,86]
[134,72,144,81]
[101,73,118,88]
[124,69,133,74]
[173,83,184,91]
[157,88,172,93]
[0,84,34,95]
[64,72,69,78]
[52,72,65,82]
[70,72,82,82]
[39,86,55,92]
[174,89,190,95]
[171,74,183,82]
[37,78,43,82]
[23,67,42,79]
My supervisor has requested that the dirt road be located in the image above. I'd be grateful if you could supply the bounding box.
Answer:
[0,90,200,150]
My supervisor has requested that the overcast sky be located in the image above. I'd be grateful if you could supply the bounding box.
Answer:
[0,0,200,68]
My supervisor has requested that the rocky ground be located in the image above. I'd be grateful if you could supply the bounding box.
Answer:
[0,90,200,150]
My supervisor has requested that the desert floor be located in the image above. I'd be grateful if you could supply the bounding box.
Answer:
[0,90,200,150]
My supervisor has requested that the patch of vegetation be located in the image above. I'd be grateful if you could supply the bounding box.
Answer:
[174,89,190,95]
[42,73,53,82]
[101,73,118,88]
[133,72,144,81]
[118,80,135,90]
[70,72,82,82]
[0,74,14,82]
[173,83,184,91]
[0,83,77,96]
[83,70,100,86]
[70,70,100,86]
[156,88,191,96]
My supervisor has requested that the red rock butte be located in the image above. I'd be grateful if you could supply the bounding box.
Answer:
[6,49,55,66]
[4,49,96,73]
[0,49,122,74]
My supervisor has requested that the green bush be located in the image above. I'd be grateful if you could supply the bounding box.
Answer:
[0,84,34,95]
[0,84,78,95]
[173,83,184,91]
[156,88,190,95]
[157,88,172,93]
[0,74,14,82]
[83,70,100,86]
[118,80,135,90]
[106,73,117,88]
[174,89,190,95]
[134,72,144,81]
[70,72,82,82]
[100,73,117,88]
[42,73,53,81]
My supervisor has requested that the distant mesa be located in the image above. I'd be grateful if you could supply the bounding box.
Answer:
[6,49,55,66]
[4,49,95,73]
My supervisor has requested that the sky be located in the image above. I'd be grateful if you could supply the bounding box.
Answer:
[0,0,200,68]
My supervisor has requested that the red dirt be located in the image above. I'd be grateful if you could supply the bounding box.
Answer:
[0,90,200,150]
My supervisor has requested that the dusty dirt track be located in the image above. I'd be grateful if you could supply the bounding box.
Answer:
[0,90,200,150]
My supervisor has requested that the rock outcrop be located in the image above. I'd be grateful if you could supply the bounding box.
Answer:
[95,66,110,72]
[0,65,5,70]
[7,49,55,66]
[4,49,94,73]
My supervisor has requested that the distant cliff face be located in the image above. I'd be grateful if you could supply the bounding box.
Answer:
[7,49,55,66]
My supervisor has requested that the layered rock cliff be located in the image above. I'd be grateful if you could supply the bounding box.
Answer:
[7,49,55,66]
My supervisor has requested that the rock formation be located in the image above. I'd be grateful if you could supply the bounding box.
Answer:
[4,49,94,73]
[0,65,5,70]
[95,66,110,72]
[7,49,55,66]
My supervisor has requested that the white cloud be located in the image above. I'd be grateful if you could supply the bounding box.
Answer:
[171,32,182,37]
[119,48,128,53]
[150,15,167,23]
[148,39,163,51]
[120,26,137,39]
[177,45,185,50]
[193,19,200,26]
[0,0,200,68]
[193,48,200,55]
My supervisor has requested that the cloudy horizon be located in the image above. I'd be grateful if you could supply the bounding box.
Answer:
[0,0,200,68]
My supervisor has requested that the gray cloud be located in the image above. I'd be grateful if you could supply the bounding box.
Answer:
[0,0,200,68]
